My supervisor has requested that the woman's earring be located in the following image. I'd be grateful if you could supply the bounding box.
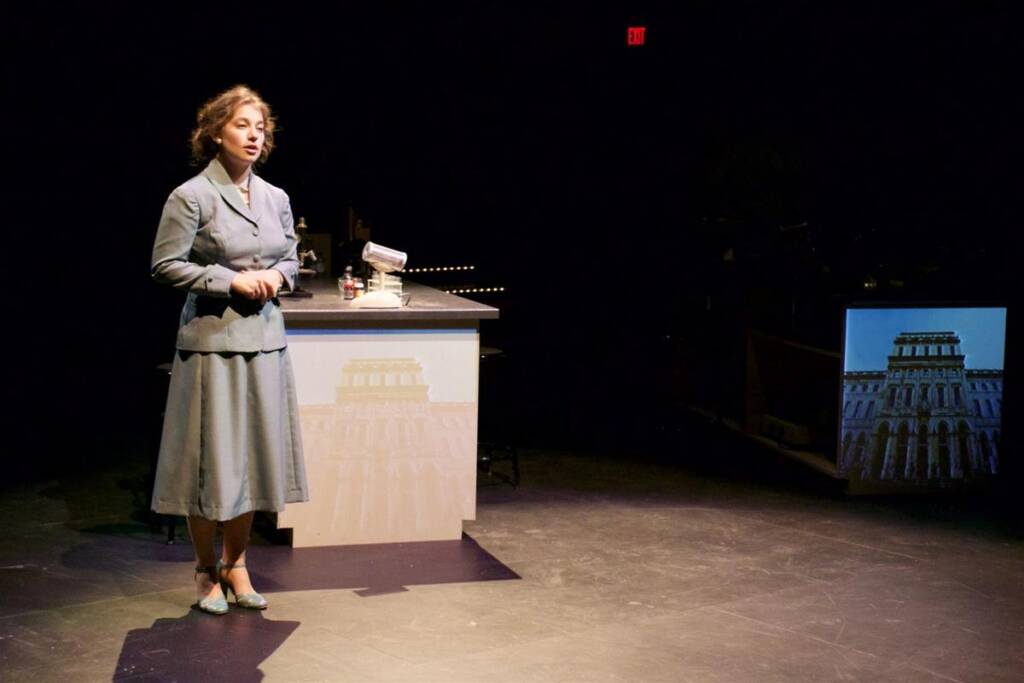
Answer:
[215,138,222,144]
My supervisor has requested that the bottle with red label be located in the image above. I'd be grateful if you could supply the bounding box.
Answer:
[341,265,355,300]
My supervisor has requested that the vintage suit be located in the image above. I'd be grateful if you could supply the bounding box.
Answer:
[150,157,309,521]
[151,157,299,352]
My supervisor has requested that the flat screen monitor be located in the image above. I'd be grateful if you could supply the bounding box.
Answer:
[838,305,1007,486]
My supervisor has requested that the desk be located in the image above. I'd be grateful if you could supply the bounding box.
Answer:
[277,278,499,547]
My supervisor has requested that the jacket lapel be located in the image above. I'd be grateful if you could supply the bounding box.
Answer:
[202,158,262,225]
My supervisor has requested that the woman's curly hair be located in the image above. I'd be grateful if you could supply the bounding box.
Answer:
[190,85,277,165]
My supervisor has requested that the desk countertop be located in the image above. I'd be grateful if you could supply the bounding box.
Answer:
[280,277,499,324]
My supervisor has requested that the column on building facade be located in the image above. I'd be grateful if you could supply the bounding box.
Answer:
[988,436,999,475]
[949,431,963,479]
[867,429,879,477]
[881,432,896,480]
[840,433,851,472]
[962,428,977,473]
[905,426,918,480]
[854,433,868,476]
[927,427,940,479]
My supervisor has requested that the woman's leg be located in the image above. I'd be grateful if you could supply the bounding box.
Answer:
[220,511,257,595]
[187,515,224,601]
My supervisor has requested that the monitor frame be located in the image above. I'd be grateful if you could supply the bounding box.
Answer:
[837,300,1011,486]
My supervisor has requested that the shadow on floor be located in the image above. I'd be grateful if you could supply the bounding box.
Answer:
[232,533,520,598]
[113,609,299,682]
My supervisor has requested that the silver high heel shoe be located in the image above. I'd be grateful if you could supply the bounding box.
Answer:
[195,565,228,615]
[218,560,268,610]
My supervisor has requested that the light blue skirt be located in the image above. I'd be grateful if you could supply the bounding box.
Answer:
[151,348,309,521]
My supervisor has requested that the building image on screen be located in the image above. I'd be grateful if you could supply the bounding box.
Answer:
[840,308,1006,484]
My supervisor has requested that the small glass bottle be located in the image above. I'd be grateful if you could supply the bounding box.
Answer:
[342,265,355,300]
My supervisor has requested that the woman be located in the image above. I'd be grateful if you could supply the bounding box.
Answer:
[151,85,309,614]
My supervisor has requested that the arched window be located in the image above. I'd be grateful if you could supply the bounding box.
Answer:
[869,423,890,480]
[979,432,991,469]
[904,386,913,407]
[915,424,929,480]
[957,421,971,477]
[854,433,867,471]
[865,401,875,419]
[937,422,951,478]
[842,433,854,469]
[888,387,898,408]
[936,385,945,408]
[893,422,910,479]
[986,399,994,417]
[952,385,961,407]
[989,431,1000,475]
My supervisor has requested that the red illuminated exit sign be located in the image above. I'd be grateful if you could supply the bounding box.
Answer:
[627,26,646,46]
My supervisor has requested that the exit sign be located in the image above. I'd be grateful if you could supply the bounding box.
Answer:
[627,26,646,46]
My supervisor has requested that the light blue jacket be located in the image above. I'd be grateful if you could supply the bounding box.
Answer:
[151,158,299,353]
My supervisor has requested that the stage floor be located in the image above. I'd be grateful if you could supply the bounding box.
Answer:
[2,424,1022,682]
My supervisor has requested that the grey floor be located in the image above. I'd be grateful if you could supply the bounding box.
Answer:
[2,428,1023,682]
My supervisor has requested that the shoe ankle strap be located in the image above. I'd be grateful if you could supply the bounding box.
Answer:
[220,563,247,570]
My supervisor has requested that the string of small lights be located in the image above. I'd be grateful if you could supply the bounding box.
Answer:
[400,265,503,294]
[444,287,506,294]
[401,266,476,273]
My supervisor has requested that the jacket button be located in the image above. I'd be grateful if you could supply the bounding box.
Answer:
[252,229,259,236]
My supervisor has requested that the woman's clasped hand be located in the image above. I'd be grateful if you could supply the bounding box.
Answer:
[231,269,285,303]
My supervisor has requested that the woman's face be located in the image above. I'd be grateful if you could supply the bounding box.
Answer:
[218,103,265,168]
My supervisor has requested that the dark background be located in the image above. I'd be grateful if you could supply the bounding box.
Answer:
[5,4,1021,488]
